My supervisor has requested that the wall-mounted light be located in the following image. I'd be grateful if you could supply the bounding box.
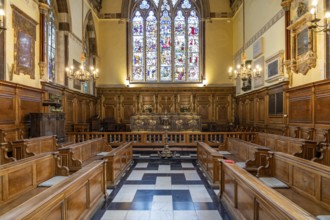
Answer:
[0,3,6,34]
[125,79,130,87]
[309,0,330,34]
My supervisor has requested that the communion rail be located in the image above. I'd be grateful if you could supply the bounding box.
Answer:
[66,132,257,148]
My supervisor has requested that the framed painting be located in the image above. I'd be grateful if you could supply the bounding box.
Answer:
[265,51,284,83]
[253,37,263,59]
[12,5,37,79]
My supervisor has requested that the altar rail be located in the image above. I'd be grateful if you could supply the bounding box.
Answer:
[66,132,257,148]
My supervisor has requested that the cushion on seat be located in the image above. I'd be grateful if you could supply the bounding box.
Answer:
[97,152,110,156]
[259,177,289,189]
[218,151,231,155]
[235,162,246,168]
[38,176,68,187]
[316,216,330,220]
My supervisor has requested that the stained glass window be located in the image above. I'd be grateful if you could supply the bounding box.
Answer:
[130,0,201,83]
[132,11,144,81]
[47,0,56,82]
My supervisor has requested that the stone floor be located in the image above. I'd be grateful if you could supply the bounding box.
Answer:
[92,160,232,220]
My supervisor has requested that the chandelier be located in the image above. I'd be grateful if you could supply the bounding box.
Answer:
[228,0,261,81]
[0,3,6,34]
[65,0,99,82]
[309,0,330,33]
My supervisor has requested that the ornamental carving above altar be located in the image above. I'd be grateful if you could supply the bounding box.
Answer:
[130,113,201,132]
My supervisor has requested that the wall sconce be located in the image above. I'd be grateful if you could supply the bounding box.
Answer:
[309,0,330,34]
[125,79,130,87]
[0,4,6,34]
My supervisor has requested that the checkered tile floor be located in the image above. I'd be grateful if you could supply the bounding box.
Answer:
[92,161,231,220]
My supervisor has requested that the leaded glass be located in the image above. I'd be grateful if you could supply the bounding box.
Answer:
[152,0,159,7]
[160,10,172,81]
[187,10,199,81]
[132,11,144,81]
[182,0,191,9]
[174,11,185,81]
[140,0,150,9]
[130,0,202,83]
[47,3,56,82]
[146,11,158,81]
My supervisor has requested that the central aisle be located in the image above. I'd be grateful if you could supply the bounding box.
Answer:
[92,161,231,220]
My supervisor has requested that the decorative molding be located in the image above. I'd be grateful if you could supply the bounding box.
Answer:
[234,10,285,61]
[210,12,233,19]
[12,5,38,79]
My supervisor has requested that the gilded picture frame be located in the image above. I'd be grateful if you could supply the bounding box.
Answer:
[12,5,37,79]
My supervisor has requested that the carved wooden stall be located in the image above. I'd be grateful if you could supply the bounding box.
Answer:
[41,82,98,133]
[98,86,235,130]
[236,81,289,134]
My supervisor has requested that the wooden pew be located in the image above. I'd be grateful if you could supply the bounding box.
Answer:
[0,127,24,143]
[312,144,330,166]
[102,142,133,188]
[0,160,107,220]
[219,160,315,219]
[10,135,58,160]
[219,137,271,174]
[0,143,16,164]
[58,137,112,172]
[254,132,318,160]
[196,142,223,186]
[257,151,330,217]
[0,152,69,215]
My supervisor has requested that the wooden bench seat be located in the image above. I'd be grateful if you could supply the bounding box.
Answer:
[102,142,133,188]
[257,151,330,217]
[254,132,318,160]
[58,137,112,172]
[0,160,107,220]
[0,152,69,215]
[10,135,58,160]
[196,142,223,186]
[313,144,330,166]
[219,160,315,219]
[219,137,271,174]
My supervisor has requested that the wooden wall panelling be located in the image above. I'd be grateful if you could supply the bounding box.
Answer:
[288,86,313,124]
[195,93,212,122]
[177,93,192,114]
[98,87,235,126]
[314,81,330,124]
[214,95,229,124]
[158,94,175,113]
[121,94,137,124]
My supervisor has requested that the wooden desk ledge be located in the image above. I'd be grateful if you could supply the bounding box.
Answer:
[0,160,107,220]
[220,160,315,219]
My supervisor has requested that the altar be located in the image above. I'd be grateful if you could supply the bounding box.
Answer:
[130,113,201,131]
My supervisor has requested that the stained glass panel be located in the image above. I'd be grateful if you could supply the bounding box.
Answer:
[160,10,172,81]
[187,10,199,81]
[146,11,158,81]
[140,0,150,9]
[182,0,191,9]
[172,0,178,6]
[174,11,186,81]
[48,8,56,82]
[132,11,145,81]
[152,0,159,7]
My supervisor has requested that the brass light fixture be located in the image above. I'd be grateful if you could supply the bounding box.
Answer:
[228,0,261,82]
[309,0,330,34]
[0,3,6,34]
[65,0,99,82]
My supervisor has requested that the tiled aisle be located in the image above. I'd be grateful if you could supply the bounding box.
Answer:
[92,161,231,220]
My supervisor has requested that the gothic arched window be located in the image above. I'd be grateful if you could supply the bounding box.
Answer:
[47,0,56,82]
[130,0,202,83]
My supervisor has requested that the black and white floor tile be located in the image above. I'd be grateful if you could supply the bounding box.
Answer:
[92,161,231,220]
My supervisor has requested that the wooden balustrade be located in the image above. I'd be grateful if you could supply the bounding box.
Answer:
[196,142,223,186]
[0,160,106,220]
[102,142,133,188]
[67,132,257,149]
[219,160,315,219]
